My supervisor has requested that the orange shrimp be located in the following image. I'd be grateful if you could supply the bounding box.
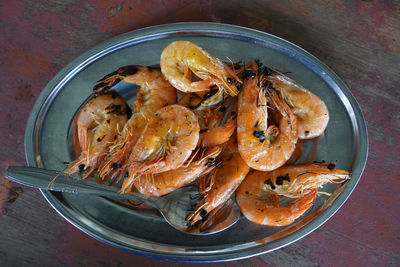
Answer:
[129,146,222,196]
[186,143,250,226]
[237,69,298,171]
[179,92,238,147]
[236,173,317,226]
[265,68,329,139]
[65,92,130,178]
[260,162,351,198]
[120,105,200,192]
[97,66,176,180]
[160,41,241,105]
[199,104,237,147]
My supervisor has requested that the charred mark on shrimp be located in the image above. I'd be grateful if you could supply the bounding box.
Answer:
[146,65,161,72]
[98,70,118,81]
[93,82,110,92]
[119,65,139,76]
[264,179,276,190]
[296,171,318,177]
[276,174,290,185]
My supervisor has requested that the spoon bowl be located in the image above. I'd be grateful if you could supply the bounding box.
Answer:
[5,166,240,235]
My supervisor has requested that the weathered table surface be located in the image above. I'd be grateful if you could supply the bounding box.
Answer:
[1,0,399,266]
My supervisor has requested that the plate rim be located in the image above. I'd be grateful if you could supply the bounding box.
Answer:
[24,22,368,262]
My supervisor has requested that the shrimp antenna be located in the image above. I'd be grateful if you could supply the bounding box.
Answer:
[225,56,234,67]
[46,166,75,190]
[183,147,201,168]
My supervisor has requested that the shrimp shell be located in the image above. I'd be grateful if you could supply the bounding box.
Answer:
[236,170,317,226]
[97,66,176,180]
[261,162,351,198]
[121,105,200,192]
[265,68,329,139]
[65,92,130,178]
[186,142,250,225]
[130,146,221,196]
[237,76,298,171]
[160,41,240,97]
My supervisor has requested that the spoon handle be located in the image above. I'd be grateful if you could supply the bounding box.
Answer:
[5,166,159,206]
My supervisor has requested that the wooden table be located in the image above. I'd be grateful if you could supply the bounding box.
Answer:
[1,1,399,265]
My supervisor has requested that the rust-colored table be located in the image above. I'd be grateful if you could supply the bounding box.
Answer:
[1,1,399,265]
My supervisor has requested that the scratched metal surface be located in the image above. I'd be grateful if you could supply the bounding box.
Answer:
[0,0,399,266]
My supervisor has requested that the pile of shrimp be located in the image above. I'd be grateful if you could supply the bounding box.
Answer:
[65,41,350,230]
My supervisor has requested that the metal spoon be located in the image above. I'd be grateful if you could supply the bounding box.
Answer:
[5,166,240,235]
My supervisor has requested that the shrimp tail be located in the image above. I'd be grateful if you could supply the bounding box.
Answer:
[93,65,140,94]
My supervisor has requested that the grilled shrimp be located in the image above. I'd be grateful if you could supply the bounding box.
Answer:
[237,69,298,171]
[265,68,329,139]
[261,162,350,198]
[179,92,238,147]
[236,172,317,226]
[65,92,130,178]
[236,162,349,226]
[160,41,240,105]
[128,146,222,196]
[97,66,176,180]
[186,142,250,226]
[121,105,200,192]
[199,107,237,147]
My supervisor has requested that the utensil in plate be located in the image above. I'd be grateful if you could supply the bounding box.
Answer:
[5,166,240,235]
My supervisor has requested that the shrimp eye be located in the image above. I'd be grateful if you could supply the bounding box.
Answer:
[327,163,336,170]
[253,130,265,142]
[227,78,235,84]
[200,209,208,220]
[206,158,216,167]
[78,164,85,173]
[112,162,122,170]
[245,70,256,79]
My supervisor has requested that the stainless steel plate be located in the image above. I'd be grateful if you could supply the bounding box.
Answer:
[24,23,368,262]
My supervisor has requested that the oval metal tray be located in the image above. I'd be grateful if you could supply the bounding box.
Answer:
[24,22,368,262]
